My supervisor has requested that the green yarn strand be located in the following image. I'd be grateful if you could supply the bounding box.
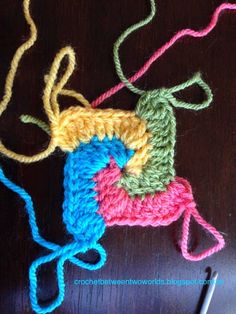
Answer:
[113,0,156,95]
[167,72,213,110]
[20,114,51,135]
[112,0,212,197]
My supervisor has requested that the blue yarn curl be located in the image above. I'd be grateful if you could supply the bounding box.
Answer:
[0,136,133,314]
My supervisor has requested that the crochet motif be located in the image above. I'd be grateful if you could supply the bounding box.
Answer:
[0,0,234,313]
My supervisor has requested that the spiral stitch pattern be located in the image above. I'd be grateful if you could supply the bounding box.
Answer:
[0,0,232,313]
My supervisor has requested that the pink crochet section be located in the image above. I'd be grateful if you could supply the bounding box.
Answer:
[94,159,225,261]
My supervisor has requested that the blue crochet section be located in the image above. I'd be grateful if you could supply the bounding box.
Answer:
[0,136,133,314]
[63,136,134,243]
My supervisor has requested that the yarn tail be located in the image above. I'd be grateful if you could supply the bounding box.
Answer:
[29,241,106,314]
[92,2,236,107]
[0,167,106,314]
[180,181,225,261]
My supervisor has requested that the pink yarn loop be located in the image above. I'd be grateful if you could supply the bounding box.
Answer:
[181,207,225,261]
[91,2,236,107]
[180,180,225,261]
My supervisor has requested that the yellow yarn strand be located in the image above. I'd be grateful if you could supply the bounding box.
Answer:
[0,0,151,170]
[44,74,91,108]
[59,89,91,108]
[42,46,91,122]
[0,0,37,116]
[43,47,74,122]
[0,0,91,163]
[0,0,58,162]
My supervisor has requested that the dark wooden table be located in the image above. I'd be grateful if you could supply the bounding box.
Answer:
[0,1,236,313]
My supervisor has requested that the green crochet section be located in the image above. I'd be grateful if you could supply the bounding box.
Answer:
[118,91,176,196]
[119,73,213,197]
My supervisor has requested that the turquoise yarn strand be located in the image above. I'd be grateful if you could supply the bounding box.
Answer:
[29,242,106,314]
[0,167,106,314]
[0,136,133,314]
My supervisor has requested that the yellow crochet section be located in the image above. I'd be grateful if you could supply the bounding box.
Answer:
[53,106,151,175]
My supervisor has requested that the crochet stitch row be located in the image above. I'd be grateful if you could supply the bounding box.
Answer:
[63,136,134,241]
[119,81,211,196]
[54,105,150,176]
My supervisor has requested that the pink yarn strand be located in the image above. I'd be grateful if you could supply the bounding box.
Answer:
[181,207,225,261]
[91,3,236,107]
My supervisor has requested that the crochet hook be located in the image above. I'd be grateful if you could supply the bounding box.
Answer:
[199,271,218,314]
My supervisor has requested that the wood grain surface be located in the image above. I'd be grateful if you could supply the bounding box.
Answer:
[0,1,236,313]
